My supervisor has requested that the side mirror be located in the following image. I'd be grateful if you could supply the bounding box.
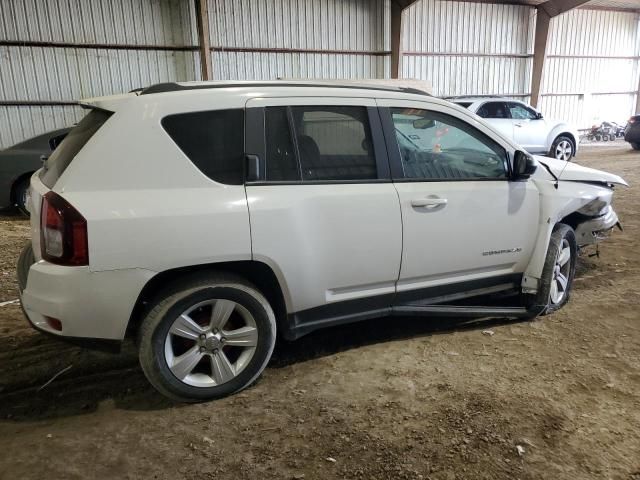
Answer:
[535,112,543,120]
[512,150,537,180]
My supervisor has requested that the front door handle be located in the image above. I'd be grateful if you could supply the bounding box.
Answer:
[514,123,523,127]
[411,197,448,208]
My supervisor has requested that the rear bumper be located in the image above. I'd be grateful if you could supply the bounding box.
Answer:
[574,206,620,246]
[18,242,155,344]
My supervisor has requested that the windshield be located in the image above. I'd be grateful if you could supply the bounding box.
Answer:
[40,109,112,188]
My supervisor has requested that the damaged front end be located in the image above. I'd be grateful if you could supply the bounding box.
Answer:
[574,204,623,247]
[534,155,628,250]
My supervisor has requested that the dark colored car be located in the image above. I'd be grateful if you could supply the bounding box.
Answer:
[624,115,640,150]
[0,128,70,215]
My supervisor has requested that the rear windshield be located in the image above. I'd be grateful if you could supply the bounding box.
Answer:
[40,109,112,188]
[454,102,472,109]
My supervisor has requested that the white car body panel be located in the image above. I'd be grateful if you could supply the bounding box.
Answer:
[245,96,402,312]
[393,180,539,289]
[247,183,402,312]
[375,98,540,291]
[18,82,626,342]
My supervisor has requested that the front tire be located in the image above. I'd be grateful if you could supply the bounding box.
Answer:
[138,273,276,402]
[526,224,577,315]
[631,143,640,151]
[550,136,575,161]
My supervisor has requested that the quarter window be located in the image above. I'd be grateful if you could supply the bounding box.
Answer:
[162,109,244,185]
[264,106,377,182]
[390,108,508,180]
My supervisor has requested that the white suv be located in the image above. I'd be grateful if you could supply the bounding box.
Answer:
[452,97,580,161]
[17,81,626,402]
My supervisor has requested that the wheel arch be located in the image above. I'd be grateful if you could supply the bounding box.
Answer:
[10,171,34,204]
[548,129,577,153]
[126,260,290,341]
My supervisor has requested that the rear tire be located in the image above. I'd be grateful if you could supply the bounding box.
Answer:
[525,224,577,315]
[138,273,276,402]
[13,178,30,216]
[631,143,640,151]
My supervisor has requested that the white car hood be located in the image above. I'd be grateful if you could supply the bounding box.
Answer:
[533,155,628,187]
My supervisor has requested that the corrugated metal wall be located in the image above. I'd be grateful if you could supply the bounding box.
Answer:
[1,0,639,148]
[540,8,640,127]
[0,0,199,149]
[401,0,535,99]
[207,0,390,80]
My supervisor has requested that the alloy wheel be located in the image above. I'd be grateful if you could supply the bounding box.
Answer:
[549,239,571,305]
[164,299,258,388]
[555,140,573,161]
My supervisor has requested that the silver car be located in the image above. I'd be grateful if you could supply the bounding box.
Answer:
[452,97,580,161]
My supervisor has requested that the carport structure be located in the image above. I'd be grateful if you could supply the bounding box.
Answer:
[391,0,597,105]
[1,0,639,148]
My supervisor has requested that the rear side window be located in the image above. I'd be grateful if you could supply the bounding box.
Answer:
[263,105,377,182]
[162,109,244,185]
[476,102,509,119]
[40,109,112,188]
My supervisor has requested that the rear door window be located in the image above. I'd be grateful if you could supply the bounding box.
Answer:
[40,109,112,188]
[162,109,245,185]
[476,102,510,119]
[263,105,377,182]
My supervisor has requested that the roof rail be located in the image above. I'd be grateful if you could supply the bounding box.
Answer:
[139,81,431,97]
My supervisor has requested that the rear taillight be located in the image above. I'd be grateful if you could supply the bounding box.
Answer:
[40,192,88,266]
[630,117,636,124]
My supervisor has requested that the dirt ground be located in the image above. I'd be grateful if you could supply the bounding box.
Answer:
[0,143,638,480]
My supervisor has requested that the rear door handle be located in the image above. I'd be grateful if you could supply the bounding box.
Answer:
[411,197,448,208]
[514,123,523,127]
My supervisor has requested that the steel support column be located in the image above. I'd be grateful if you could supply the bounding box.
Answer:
[390,2,402,78]
[636,69,640,114]
[390,1,419,79]
[530,0,590,108]
[530,9,550,108]
[195,0,213,80]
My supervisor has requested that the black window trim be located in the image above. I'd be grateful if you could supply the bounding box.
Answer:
[378,106,513,182]
[244,104,391,185]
